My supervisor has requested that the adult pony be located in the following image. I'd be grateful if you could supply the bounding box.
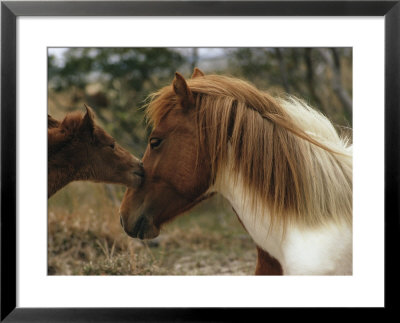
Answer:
[120,69,352,275]
[48,105,144,198]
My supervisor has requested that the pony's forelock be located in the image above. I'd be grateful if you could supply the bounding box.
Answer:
[144,88,177,128]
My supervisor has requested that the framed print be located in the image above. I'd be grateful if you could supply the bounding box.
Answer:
[1,1,399,321]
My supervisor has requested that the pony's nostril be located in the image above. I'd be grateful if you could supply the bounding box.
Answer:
[133,169,144,178]
[132,215,147,238]
[120,215,124,229]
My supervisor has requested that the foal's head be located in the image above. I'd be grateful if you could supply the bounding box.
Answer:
[48,105,144,191]
[120,69,213,239]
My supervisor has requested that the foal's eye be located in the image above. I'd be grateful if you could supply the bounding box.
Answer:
[150,138,162,149]
[109,142,115,149]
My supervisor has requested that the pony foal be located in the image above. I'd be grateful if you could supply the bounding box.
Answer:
[120,68,352,275]
[48,105,143,198]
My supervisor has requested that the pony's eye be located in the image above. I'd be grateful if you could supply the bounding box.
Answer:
[109,142,115,149]
[150,138,162,149]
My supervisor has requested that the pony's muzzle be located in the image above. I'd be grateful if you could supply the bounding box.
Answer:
[120,213,159,240]
[131,214,148,239]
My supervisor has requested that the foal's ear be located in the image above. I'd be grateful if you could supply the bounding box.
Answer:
[191,67,205,79]
[80,104,95,135]
[173,72,195,109]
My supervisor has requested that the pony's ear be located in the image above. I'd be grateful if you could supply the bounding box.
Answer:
[191,67,205,79]
[48,114,60,129]
[173,72,195,109]
[80,104,95,135]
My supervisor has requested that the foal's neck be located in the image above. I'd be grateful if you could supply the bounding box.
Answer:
[48,139,87,197]
[213,165,352,275]
[47,159,76,198]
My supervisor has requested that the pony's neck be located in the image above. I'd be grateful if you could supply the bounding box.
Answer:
[213,166,285,267]
[212,159,352,275]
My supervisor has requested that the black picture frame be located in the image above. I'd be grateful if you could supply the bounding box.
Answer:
[1,1,399,321]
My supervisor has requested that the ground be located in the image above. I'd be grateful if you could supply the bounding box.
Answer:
[48,182,257,276]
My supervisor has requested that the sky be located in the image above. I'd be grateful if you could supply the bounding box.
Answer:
[48,47,226,67]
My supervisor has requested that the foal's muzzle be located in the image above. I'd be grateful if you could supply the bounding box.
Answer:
[131,161,145,187]
[133,161,144,177]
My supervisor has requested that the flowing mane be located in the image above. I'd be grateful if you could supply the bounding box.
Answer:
[145,74,352,229]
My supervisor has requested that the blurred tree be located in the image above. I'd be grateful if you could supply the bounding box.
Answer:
[228,47,352,128]
[191,48,199,72]
[48,48,184,154]
[316,48,353,121]
[48,47,352,156]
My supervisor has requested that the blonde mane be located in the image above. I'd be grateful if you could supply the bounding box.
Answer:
[146,74,352,229]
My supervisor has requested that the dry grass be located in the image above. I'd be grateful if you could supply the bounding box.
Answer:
[48,182,257,276]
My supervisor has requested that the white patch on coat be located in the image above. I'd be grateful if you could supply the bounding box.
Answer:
[212,166,352,275]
